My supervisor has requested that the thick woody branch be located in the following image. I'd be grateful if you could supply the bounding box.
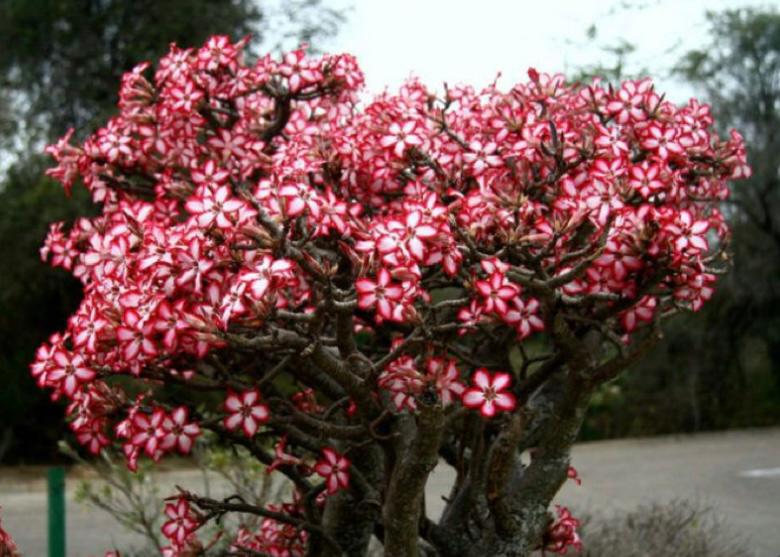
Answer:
[483,378,590,556]
[485,413,526,535]
[383,405,445,557]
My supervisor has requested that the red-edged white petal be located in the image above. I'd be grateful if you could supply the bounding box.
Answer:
[493,392,516,411]
[473,369,491,389]
[250,404,269,421]
[242,390,259,406]
[224,413,243,430]
[242,416,259,437]
[480,400,496,418]
[462,389,485,408]
[314,462,332,476]
[178,435,194,454]
[491,372,512,392]
[355,278,376,294]
[225,394,242,412]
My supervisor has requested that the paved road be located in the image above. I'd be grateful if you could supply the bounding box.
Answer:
[560,428,780,557]
[2,428,779,556]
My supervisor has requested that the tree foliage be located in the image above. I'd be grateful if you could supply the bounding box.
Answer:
[677,8,780,253]
[0,0,343,141]
[0,0,262,140]
[0,158,93,462]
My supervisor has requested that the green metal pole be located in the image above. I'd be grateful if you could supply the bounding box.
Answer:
[47,467,66,557]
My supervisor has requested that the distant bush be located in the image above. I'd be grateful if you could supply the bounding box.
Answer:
[61,436,286,556]
[578,500,752,557]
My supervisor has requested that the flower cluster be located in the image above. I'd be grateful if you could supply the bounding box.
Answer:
[542,505,582,555]
[231,503,308,556]
[379,351,465,411]
[35,35,748,555]
[113,403,201,471]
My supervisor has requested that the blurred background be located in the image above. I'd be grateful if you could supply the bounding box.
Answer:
[0,0,779,465]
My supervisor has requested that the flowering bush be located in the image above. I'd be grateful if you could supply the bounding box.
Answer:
[36,35,748,557]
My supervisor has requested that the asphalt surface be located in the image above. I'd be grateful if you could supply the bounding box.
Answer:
[561,428,780,557]
[1,427,779,556]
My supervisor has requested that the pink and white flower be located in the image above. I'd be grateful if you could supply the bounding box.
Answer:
[161,407,201,454]
[314,448,351,494]
[224,390,270,437]
[462,369,516,418]
[356,268,404,321]
[161,497,198,545]
[380,120,424,158]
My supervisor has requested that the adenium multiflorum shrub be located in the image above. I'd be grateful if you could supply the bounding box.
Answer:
[35,35,748,557]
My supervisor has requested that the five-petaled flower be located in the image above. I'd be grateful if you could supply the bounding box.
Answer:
[47,350,96,397]
[130,408,167,458]
[314,448,351,494]
[474,272,520,316]
[161,407,201,454]
[380,120,424,158]
[224,390,270,437]
[356,268,404,322]
[462,369,517,418]
[161,497,199,545]
[185,185,248,229]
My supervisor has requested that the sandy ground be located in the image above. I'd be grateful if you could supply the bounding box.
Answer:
[1,427,778,556]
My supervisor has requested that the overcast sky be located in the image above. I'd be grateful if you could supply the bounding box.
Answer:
[314,0,778,103]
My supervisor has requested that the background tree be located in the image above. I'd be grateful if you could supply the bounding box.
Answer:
[568,25,639,85]
[574,8,780,438]
[675,8,780,399]
[32,36,748,556]
[0,0,344,139]
[0,0,344,463]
